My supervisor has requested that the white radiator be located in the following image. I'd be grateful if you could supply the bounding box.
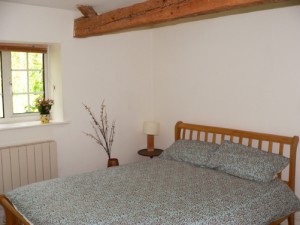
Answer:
[0,140,58,194]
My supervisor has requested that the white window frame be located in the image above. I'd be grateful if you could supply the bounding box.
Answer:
[0,50,49,123]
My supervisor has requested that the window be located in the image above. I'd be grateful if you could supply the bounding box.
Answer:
[0,43,48,123]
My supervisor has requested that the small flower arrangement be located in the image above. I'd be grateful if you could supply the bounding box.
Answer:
[83,101,116,159]
[35,98,54,115]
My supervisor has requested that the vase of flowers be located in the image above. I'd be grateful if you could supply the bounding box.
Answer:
[83,101,117,167]
[35,98,54,124]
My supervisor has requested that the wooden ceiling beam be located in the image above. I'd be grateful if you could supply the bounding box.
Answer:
[74,0,295,38]
[77,5,97,18]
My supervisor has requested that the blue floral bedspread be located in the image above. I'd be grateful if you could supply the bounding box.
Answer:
[5,158,300,225]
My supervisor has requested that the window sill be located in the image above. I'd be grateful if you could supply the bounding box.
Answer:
[0,120,69,131]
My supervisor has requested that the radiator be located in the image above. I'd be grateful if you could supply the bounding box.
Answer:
[0,140,58,194]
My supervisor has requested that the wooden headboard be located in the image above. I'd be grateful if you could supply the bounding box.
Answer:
[175,121,299,191]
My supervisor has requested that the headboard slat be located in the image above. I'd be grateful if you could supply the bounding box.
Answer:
[221,134,225,143]
[248,138,253,147]
[268,141,273,153]
[238,137,243,144]
[189,130,193,140]
[196,131,200,140]
[258,140,262,149]
[279,143,284,156]
[204,132,208,142]
[182,129,186,139]
[212,133,217,143]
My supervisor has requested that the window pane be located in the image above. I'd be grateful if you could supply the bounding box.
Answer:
[0,53,3,118]
[28,53,43,69]
[11,52,27,70]
[30,94,40,112]
[12,71,28,93]
[13,94,28,113]
[29,70,44,92]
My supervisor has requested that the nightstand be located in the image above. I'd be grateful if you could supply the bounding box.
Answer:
[138,148,163,159]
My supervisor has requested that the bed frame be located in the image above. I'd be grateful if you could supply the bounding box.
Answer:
[0,121,299,225]
[175,121,299,225]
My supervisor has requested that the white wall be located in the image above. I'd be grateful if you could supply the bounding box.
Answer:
[0,1,154,176]
[56,33,154,176]
[153,5,300,221]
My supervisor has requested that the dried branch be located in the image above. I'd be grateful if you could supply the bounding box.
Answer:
[83,101,116,159]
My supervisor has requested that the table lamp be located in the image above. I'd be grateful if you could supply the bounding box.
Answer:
[143,121,160,152]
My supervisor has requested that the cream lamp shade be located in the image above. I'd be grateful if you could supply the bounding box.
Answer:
[143,121,160,135]
[143,121,159,152]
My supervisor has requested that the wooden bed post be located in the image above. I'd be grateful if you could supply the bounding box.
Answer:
[287,136,299,225]
[175,121,183,141]
[0,195,30,225]
[5,210,18,225]
[289,136,299,191]
[288,214,295,225]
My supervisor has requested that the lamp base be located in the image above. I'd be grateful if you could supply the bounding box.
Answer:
[147,135,154,152]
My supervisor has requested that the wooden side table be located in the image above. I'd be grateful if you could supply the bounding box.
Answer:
[138,149,163,158]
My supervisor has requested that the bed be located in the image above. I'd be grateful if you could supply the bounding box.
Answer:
[1,121,300,225]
